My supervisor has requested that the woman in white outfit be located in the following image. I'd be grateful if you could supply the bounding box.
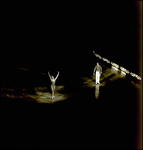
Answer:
[48,71,59,99]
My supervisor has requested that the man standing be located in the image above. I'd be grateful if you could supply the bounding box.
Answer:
[93,62,102,84]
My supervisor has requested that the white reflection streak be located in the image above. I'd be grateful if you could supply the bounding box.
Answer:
[130,72,136,77]
[125,70,130,74]
[95,84,100,99]
[130,73,141,80]
[120,66,126,72]
[111,62,119,69]
[102,57,110,63]
[96,54,102,59]
[93,51,141,80]
[121,71,126,75]
[136,75,141,80]
[112,66,119,70]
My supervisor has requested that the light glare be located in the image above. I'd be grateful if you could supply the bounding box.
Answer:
[136,76,141,80]
[112,66,119,70]
[130,72,136,77]
[111,62,119,68]
[93,51,141,80]
[121,71,126,75]
[102,57,110,63]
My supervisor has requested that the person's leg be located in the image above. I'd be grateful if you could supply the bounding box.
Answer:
[97,72,99,83]
[96,71,98,84]
[53,85,55,98]
[51,85,54,99]
[98,73,100,84]
[97,71,100,84]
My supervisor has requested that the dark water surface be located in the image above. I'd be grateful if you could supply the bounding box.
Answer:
[1,1,141,149]
[1,65,140,149]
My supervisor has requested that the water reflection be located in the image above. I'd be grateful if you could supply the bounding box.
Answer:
[29,86,70,103]
[81,77,95,88]
[81,76,100,99]
[1,86,71,103]
[95,84,100,99]
[29,91,69,103]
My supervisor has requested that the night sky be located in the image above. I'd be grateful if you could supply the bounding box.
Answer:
[1,1,141,75]
[1,1,142,149]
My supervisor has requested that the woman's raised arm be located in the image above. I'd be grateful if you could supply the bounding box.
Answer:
[55,71,59,80]
[48,72,52,80]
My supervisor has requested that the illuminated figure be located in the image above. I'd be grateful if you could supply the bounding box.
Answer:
[48,71,60,99]
[93,62,102,84]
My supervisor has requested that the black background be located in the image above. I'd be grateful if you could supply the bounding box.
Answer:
[1,1,140,74]
[1,1,141,149]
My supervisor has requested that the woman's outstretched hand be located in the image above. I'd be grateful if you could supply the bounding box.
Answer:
[48,72,50,76]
